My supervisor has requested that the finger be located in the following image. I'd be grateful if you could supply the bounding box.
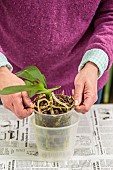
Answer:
[14,102,34,118]
[4,102,24,119]
[22,91,34,108]
[75,99,91,113]
[12,102,32,119]
[72,89,74,96]
[75,94,97,113]
[12,93,34,118]
[74,83,84,106]
[5,102,15,114]
[72,89,79,106]
[1,96,15,113]
[14,104,34,119]
[1,94,33,119]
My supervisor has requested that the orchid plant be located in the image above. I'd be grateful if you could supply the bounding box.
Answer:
[0,66,75,115]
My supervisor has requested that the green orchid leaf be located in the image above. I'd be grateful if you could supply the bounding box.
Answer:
[16,66,47,88]
[16,68,36,82]
[25,80,33,86]
[42,74,47,88]
[35,86,61,95]
[46,86,61,93]
[0,83,45,95]
[25,80,38,98]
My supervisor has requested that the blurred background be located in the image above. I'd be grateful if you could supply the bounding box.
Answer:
[101,65,113,103]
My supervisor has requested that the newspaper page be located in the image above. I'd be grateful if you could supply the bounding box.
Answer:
[0,104,113,169]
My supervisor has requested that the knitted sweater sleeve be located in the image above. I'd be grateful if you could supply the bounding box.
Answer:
[85,0,113,70]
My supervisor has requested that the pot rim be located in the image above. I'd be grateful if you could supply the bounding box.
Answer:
[31,111,80,130]
[34,108,76,117]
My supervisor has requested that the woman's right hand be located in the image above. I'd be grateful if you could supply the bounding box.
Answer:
[0,66,34,119]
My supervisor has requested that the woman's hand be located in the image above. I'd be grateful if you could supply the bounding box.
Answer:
[0,67,34,119]
[74,62,99,113]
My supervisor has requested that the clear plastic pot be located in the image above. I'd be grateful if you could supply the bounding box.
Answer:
[31,109,80,161]
[34,109,73,127]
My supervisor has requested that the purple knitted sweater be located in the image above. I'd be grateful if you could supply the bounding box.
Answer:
[0,0,113,95]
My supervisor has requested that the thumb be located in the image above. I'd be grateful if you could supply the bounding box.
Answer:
[22,91,34,108]
[73,83,84,106]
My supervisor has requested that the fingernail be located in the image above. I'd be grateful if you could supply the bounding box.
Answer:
[72,89,74,95]
[30,102,34,108]
[75,100,79,106]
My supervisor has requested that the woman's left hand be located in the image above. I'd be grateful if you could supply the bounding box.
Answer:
[73,62,99,113]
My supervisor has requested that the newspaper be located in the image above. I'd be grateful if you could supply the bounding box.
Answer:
[0,104,113,170]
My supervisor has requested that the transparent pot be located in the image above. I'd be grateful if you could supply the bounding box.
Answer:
[31,109,80,161]
[34,109,74,127]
